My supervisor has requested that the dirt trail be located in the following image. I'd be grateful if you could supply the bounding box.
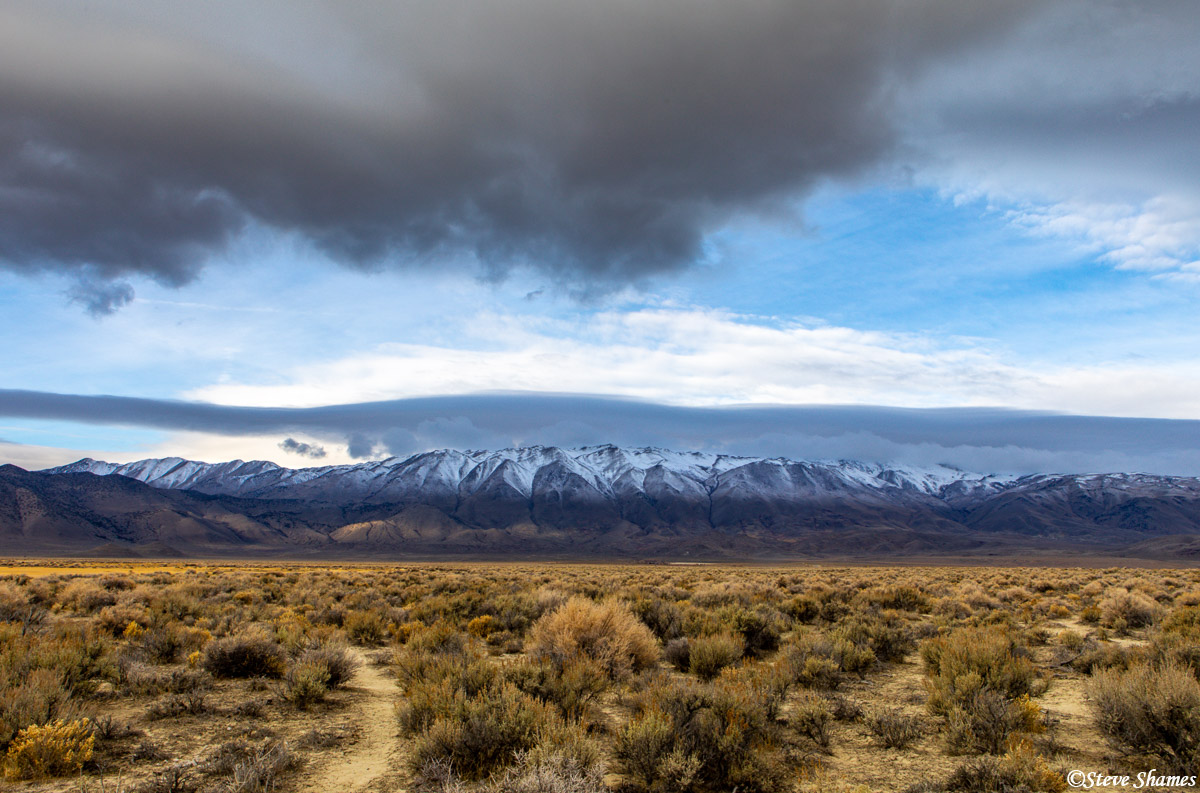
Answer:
[295,649,403,793]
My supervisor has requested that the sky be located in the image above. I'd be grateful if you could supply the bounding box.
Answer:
[2,0,1200,475]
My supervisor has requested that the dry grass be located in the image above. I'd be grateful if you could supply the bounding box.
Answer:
[0,560,1198,791]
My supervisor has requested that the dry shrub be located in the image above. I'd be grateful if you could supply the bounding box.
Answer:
[527,597,658,680]
[944,691,1044,755]
[283,661,329,709]
[629,596,684,642]
[488,750,607,793]
[614,673,789,793]
[724,606,783,656]
[506,656,609,720]
[1069,640,1142,675]
[1152,605,1200,674]
[408,621,471,656]
[0,667,74,749]
[344,609,389,645]
[868,707,925,750]
[407,681,560,781]
[205,738,297,792]
[779,632,874,690]
[663,637,691,672]
[296,644,359,689]
[0,583,44,628]
[2,717,94,780]
[834,612,913,663]
[1099,588,1164,630]
[201,633,286,678]
[395,651,505,737]
[862,585,931,613]
[687,632,744,680]
[141,625,186,664]
[146,690,208,719]
[930,740,1066,792]
[922,627,1045,754]
[791,691,833,749]
[60,581,117,613]
[1089,661,1200,774]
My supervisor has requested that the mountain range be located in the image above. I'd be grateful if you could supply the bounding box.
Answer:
[3,445,1200,560]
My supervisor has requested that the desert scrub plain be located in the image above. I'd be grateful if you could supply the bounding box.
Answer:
[1,562,1200,793]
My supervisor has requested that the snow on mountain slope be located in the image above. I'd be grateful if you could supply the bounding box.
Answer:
[48,445,1017,506]
[36,447,1200,546]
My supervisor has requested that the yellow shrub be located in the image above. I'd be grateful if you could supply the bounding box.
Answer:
[3,718,94,780]
[527,597,659,680]
[467,615,495,637]
[122,621,144,640]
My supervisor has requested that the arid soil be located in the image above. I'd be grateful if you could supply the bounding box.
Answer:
[2,560,1199,793]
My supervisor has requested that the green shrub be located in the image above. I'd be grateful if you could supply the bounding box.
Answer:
[785,595,820,624]
[778,632,873,690]
[864,586,931,613]
[922,627,1040,713]
[1089,661,1200,774]
[407,620,471,656]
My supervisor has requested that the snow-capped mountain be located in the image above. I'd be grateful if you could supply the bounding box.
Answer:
[13,445,1200,558]
[47,445,1016,506]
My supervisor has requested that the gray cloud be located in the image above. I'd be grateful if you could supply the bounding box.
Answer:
[345,433,377,460]
[278,437,326,459]
[0,0,1049,299]
[65,276,135,317]
[5,388,1200,476]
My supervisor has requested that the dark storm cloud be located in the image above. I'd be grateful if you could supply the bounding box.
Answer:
[278,437,326,459]
[0,0,1044,295]
[5,389,1200,476]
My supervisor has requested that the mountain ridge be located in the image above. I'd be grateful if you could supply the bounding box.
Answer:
[6,445,1199,559]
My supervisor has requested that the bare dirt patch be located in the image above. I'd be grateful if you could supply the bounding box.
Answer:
[294,649,403,793]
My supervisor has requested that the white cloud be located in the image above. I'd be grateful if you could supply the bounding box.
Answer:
[185,306,1200,420]
[1003,195,1200,278]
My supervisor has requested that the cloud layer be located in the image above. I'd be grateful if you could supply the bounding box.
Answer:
[0,0,1049,293]
[6,388,1200,476]
[182,307,1200,421]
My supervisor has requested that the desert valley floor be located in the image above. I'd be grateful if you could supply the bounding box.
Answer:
[2,560,1199,793]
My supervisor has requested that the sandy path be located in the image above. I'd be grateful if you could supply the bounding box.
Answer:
[295,649,403,793]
